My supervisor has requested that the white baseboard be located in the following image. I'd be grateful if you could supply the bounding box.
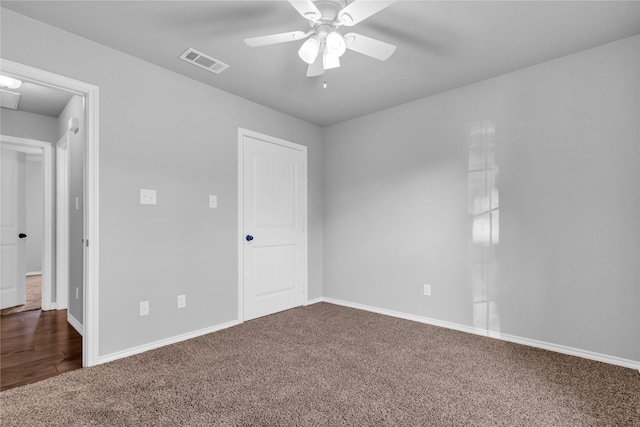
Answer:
[305,297,323,306]
[97,319,240,365]
[42,301,57,311]
[67,312,83,336]
[321,297,640,370]
[26,271,42,276]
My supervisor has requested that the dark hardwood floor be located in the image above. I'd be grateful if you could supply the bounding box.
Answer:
[1,309,82,391]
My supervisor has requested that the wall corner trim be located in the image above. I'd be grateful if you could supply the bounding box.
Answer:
[96,319,240,365]
[67,312,84,336]
[320,297,640,370]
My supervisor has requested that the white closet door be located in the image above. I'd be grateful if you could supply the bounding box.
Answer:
[240,130,307,321]
[1,148,27,309]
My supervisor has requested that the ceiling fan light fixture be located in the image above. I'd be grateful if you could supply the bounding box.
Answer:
[298,36,320,64]
[0,75,22,89]
[326,31,346,57]
[323,50,340,70]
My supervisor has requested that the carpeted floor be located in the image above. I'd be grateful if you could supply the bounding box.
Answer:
[0,302,638,426]
[0,275,42,316]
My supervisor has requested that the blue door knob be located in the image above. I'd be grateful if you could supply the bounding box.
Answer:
[246,235,254,241]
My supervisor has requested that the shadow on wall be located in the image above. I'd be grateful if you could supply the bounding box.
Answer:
[467,120,500,334]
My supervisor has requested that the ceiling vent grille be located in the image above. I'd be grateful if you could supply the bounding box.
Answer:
[0,90,20,110]
[179,48,229,74]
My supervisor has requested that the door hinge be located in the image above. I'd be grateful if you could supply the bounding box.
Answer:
[85,239,89,247]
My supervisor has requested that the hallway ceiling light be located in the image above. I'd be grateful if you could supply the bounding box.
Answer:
[0,75,23,89]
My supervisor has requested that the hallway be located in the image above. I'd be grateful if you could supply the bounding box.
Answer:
[1,309,82,391]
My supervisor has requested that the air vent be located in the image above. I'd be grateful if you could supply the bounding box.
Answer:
[0,89,20,110]
[179,48,229,74]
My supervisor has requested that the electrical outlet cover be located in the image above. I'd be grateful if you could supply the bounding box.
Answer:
[140,189,157,205]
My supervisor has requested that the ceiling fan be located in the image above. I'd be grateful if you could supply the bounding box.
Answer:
[244,0,397,77]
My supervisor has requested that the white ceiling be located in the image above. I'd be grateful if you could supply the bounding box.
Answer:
[3,1,639,127]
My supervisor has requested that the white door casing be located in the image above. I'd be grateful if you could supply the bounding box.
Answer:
[238,128,307,322]
[56,132,70,311]
[1,148,27,309]
[0,58,100,367]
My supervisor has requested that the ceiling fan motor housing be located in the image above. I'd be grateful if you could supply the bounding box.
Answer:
[311,0,347,24]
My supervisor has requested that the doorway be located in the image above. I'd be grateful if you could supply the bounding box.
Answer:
[237,128,308,322]
[1,138,53,314]
[0,148,45,314]
[0,135,80,391]
[0,58,99,367]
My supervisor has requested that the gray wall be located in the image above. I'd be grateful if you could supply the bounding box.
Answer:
[0,109,57,142]
[1,8,324,356]
[58,95,85,323]
[25,155,44,273]
[323,36,640,361]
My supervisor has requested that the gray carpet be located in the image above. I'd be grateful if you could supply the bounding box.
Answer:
[0,275,42,316]
[1,302,638,426]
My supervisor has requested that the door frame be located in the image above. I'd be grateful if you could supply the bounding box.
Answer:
[237,127,308,323]
[55,131,70,313]
[1,137,53,311]
[0,58,100,367]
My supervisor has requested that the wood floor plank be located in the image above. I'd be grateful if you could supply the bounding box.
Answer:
[0,309,82,391]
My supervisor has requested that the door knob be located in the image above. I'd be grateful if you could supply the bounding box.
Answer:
[19,233,27,238]
[245,235,254,241]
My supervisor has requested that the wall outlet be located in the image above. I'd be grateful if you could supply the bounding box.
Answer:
[140,189,157,205]
[76,287,79,300]
[140,301,149,316]
[209,195,217,209]
[423,284,431,296]
[177,294,186,309]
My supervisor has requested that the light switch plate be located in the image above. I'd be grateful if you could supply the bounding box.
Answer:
[209,195,217,208]
[140,189,157,205]
[140,301,149,316]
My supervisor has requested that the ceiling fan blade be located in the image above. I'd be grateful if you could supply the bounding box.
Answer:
[244,31,307,47]
[288,0,321,21]
[307,53,324,77]
[338,0,397,26]
[344,33,396,61]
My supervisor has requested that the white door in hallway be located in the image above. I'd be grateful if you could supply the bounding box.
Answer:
[239,129,307,321]
[1,148,27,309]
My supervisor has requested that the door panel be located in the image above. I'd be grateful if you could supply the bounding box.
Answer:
[253,244,296,296]
[255,156,296,227]
[1,148,27,309]
[241,132,307,321]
